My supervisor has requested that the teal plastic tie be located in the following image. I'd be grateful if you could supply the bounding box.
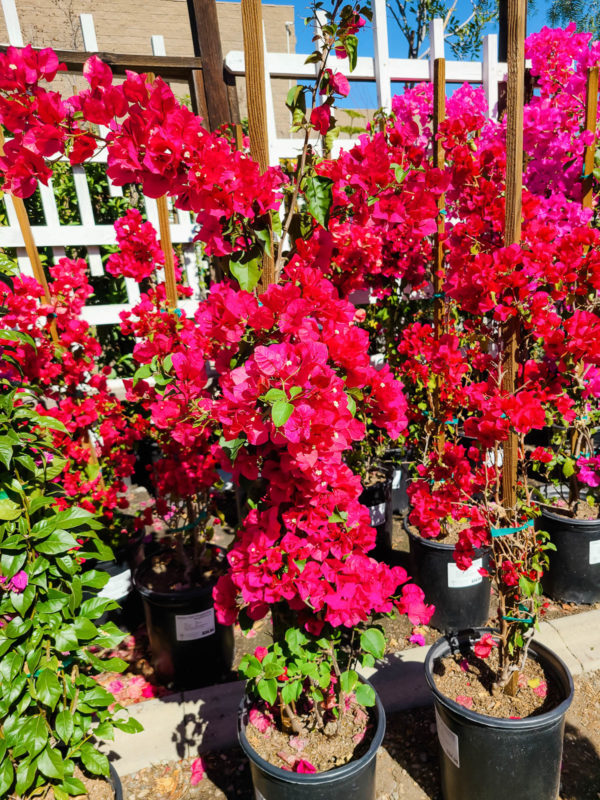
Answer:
[491,519,534,538]
[502,614,534,625]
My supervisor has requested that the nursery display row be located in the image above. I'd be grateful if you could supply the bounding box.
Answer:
[1,4,600,800]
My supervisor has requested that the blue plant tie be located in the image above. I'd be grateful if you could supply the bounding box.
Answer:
[502,614,534,625]
[491,518,534,537]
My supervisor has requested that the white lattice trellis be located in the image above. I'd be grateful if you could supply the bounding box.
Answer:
[0,5,204,327]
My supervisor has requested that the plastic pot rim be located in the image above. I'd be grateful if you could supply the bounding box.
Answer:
[109,762,123,800]
[424,628,575,730]
[539,506,600,529]
[238,678,386,785]
[132,549,220,604]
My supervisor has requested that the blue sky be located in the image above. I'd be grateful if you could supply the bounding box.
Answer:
[224,1,559,108]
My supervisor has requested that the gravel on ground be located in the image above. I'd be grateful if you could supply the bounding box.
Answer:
[119,670,600,800]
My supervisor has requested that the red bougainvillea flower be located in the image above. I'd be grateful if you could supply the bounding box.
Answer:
[473,633,496,659]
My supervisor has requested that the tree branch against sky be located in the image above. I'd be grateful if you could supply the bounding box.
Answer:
[386,0,497,59]
[547,0,600,36]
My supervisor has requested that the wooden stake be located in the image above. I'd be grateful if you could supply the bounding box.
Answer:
[240,0,275,290]
[186,0,233,130]
[501,0,526,510]
[582,67,599,212]
[145,73,178,309]
[433,57,446,454]
[0,131,59,345]
[156,195,179,309]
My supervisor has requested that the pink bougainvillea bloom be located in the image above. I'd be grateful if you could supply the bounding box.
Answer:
[190,757,205,785]
[108,679,124,694]
[473,633,496,659]
[249,707,273,735]
[1,571,28,593]
[409,632,426,646]
[310,105,331,136]
[456,695,474,709]
[254,646,268,662]
[294,760,317,773]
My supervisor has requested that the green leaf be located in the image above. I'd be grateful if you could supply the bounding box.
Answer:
[0,498,21,520]
[271,401,294,427]
[93,721,114,741]
[257,677,278,705]
[12,583,34,616]
[112,717,143,734]
[0,649,23,682]
[263,661,285,680]
[342,34,358,71]
[361,627,386,660]
[35,530,79,554]
[354,682,376,707]
[38,745,65,779]
[340,669,358,694]
[21,716,48,757]
[285,627,308,653]
[263,388,287,403]
[281,679,302,705]
[0,756,14,796]
[230,257,261,292]
[239,653,262,679]
[563,458,576,478]
[61,776,88,796]
[36,668,62,711]
[289,386,302,399]
[304,175,333,229]
[54,786,69,800]
[79,742,110,777]
[56,710,74,744]
[15,759,35,796]
[0,435,13,469]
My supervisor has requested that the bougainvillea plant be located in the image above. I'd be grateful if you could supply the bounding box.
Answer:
[0,325,142,799]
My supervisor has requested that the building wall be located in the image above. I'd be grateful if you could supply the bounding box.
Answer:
[0,0,295,136]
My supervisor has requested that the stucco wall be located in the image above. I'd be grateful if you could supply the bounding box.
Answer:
[0,0,295,136]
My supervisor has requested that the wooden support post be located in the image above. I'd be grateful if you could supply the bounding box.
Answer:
[582,67,599,212]
[501,0,526,511]
[433,57,446,454]
[156,196,179,309]
[0,131,59,345]
[240,0,275,290]
[186,0,232,130]
[240,0,270,173]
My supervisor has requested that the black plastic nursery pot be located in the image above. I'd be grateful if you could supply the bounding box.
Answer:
[360,468,393,555]
[405,520,491,633]
[424,629,574,800]
[88,531,145,632]
[109,762,123,800]
[539,507,600,604]
[133,552,234,690]
[238,681,385,800]
[383,449,409,515]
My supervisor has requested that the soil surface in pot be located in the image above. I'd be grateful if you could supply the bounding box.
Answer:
[245,698,374,772]
[138,547,225,593]
[432,646,562,719]
[45,766,115,800]
[406,519,469,546]
[543,499,600,520]
[362,466,390,488]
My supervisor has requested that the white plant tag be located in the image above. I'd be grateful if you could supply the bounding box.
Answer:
[369,503,386,526]
[435,707,460,768]
[447,558,483,589]
[175,608,215,641]
[392,468,402,489]
[98,568,131,600]
[590,539,600,565]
